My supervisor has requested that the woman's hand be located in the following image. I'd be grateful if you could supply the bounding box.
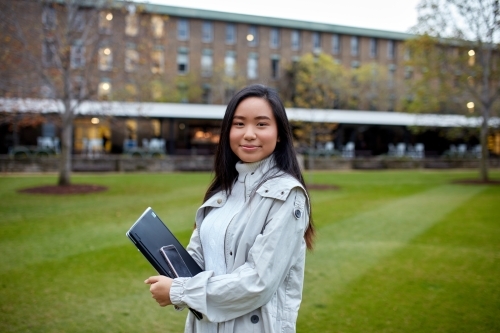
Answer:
[144,275,173,307]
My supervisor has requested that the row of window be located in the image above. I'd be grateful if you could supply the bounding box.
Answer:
[186,19,399,60]
[42,36,409,83]
[43,6,401,60]
[98,44,281,79]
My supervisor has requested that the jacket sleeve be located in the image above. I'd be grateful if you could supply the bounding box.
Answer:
[169,187,309,322]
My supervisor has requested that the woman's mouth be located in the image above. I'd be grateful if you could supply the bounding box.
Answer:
[241,145,259,151]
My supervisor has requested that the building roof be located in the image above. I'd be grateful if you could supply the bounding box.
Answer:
[2,98,498,128]
[129,1,415,41]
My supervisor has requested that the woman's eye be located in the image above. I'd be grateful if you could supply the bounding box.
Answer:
[233,122,244,126]
[257,122,268,127]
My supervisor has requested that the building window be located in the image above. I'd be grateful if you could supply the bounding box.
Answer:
[404,66,413,80]
[388,65,396,88]
[73,10,85,32]
[332,34,341,55]
[98,80,111,100]
[177,48,189,74]
[202,21,213,43]
[151,81,163,100]
[312,32,321,50]
[177,19,189,41]
[71,76,85,99]
[151,48,164,74]
[225,88,235,103]
[40,85,54,98]
[226,23,236,44]
[351,36,359,56]
[247,53,258,79]
[201,49,213,77]
[42,39,56,67]
[225,51,236,77]
[202,84,212,104]
[387,40,396,60]
[70,40,85,69]
[125,44,139,72]
[151,15,164,38]
[271,56,280,79]
[42,6,56,30]
[125,83,137,99]
[125,13,139,36]
[99,11,112,34]
[369,38,378,58]
[98,46,112,71]
[404,48,412,61]
[291,30,301,51]
[270,28,280,48]
[248,25,258,46]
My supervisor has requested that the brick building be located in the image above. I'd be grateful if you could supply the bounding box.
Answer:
[2,1,496,157]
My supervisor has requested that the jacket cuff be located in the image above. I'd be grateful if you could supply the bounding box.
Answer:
[170,277,190,308]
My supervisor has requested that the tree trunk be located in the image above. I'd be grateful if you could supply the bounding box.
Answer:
[479,110,489,182]
[58,104,73,186]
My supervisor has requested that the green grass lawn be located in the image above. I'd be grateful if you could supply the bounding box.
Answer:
[0,170,499,332]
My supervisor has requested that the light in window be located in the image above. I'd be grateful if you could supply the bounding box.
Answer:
[98,81,112,100]
[152,49,165,74]
[99,12,112,33]
[151,16,163,38]
[248,26,258,46]
[125,13,139,36]
[98,47,112,71]
[125,48,139,72]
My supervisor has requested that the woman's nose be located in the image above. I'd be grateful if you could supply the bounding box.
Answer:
[243,127,256,140]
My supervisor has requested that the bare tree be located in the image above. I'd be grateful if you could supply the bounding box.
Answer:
[410,0,500,181]
[0,0,113,185]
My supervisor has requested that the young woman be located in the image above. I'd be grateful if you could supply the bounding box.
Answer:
[145,84,314,333]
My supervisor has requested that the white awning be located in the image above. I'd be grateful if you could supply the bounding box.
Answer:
[1,98,499,128]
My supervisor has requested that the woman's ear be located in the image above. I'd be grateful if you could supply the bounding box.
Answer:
[277,136,280,142]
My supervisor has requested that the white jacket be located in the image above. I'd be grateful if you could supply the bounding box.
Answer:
[170,162,310,333]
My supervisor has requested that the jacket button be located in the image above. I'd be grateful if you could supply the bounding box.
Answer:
[294,209,302,218]
[229,251,232,256]
[217,198,222,204]
[250,315,259,324]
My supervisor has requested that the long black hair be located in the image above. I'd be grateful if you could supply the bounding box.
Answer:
[203,84,315,249]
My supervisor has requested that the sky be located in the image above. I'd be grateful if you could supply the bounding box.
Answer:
[141,0,421,33]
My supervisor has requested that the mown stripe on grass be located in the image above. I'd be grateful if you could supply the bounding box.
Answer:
[304,184,486,306]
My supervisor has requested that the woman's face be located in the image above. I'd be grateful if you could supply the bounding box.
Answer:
[229,97,279,163]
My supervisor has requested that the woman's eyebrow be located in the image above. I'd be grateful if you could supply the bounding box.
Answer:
[233,115,271,120]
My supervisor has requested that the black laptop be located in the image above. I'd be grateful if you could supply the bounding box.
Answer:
[126,207,203,319]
